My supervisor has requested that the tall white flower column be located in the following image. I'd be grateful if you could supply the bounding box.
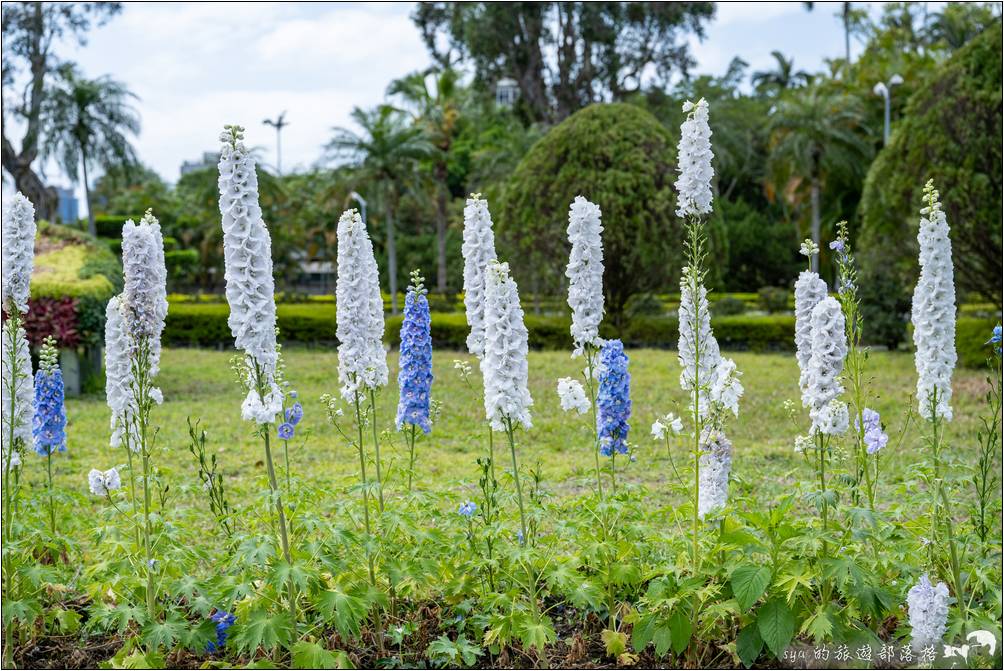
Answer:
[2,193,36,502]
[120,208,168,621]
[794,265,828,404]
[461,194,497,359]
[910,180,962,609]
[217,125,295,626]
[482,260,533,543]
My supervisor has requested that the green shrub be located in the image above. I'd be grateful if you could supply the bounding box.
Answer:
[498,102,679,320]
[757,286,790,314]
[957,317,1001,368]
[859,23,1002,303]
[165,249,200,286]
[713,296,747,316]
[93,214,126,238]
[624,293,665,318]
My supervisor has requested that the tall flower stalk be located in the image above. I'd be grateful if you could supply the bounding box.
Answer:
[32,337,66,534]
[910,180,963,612]
[2,192,36,549]
[481,261,533,545]
[461,194,499,480]
[596,340,630,491]
[563,196,607,495]
[105,295,140,542]
[217,125,299,629]
[334,206,388,648]
[675,97,717,575]
[121,209,168,622]
[397,270,433,491]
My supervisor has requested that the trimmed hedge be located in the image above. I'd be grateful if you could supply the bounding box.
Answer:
[164,303,796,353]
[164,302,1000,368]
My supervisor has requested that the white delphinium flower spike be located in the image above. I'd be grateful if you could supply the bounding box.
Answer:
[794,270,828,404]
[105,295,138,450]
[709,357,743,418]
[335,208,388,402]
[678,280,721,417]
[218,128,283,422]
[461,194,497,359]
[565,196,605,354]
[121,209,168,379]
[651,412,684,440]
[1,320,34,456]
[906,574,950,652]
[1,193,37,314]
[698,428,731,519]
[805,297,848,433]
[911,180,956,421]
[556,377,589,414]
[88,467,122,496]
[481,261,533,430]
[674,98,714,218]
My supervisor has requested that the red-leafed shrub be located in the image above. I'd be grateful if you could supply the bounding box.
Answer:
[24,297,80,347]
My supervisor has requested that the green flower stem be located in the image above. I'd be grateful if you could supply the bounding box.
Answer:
[124,435,140,546]
[2,314,20,669]
[407,423,417,492]
[584,345,604,500]
[504,417,529,546]
[46,450,55,535]
[368,389,385,513]
[352,390,384,653]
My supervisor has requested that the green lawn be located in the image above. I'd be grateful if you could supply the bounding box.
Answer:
[44,346,988,512]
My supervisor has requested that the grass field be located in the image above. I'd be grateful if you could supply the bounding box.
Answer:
[44,346,988,513]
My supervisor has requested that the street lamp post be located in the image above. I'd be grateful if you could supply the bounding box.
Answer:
[263,112,289,174]
[873,74,903,145]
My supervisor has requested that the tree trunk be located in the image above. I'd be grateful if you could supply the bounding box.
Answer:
[843,3,851,70]
[386,194,399,315]
[81,151,95,235]
[810,177,821,274]
[435,161,448,294]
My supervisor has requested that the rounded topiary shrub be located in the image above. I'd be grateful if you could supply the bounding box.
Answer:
[859,23,1002,304]
[498,102,678,322]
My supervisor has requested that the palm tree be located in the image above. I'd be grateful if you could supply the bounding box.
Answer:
[325,105,433,313]
[767,87,872,272]
[751,51,810,95]
[41,66,140,236]
[388,67,465,293]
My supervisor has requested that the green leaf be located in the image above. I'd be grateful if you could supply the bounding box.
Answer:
[53,608,81,634]
[315,588,368,638]
[601,629,627,657]
[179,618,218,652]
[736,624,763,668]
[141,612,186,651]
[668,609,692,655]
[291,641,354,669]
[518,615,556,651]
[756,599,795,659]
[800,605,833,643]
[231,609,293,653]
[652,625,673,658]
[630,613,656,653]
[730,565,772,612]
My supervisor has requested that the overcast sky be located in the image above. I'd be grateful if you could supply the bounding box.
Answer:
[31,1,900,207]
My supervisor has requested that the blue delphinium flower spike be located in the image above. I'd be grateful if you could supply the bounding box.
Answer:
[32,337,66,456]
[206,610,237,652]
[277,422,294,440]
[597,339,631,457]
[285,401,303,426]
[396,271,433,434]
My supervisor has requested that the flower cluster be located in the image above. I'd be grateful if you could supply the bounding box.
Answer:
[651,412,683,440]
[988,323,1002,353]
[218,126,281,418]
[397,271,433,433]
[911,180,956,421]
[2,320,34,457]
[708,357,743,419]
[813,399,849,436]
[596,339,630,457]
[799,238,820,258]
[121,210,169,346]
[1,193,36,314]
[105,296,137,450]
[906,574,949,652]
[674,99,714,218]
[556,377,589,414]
[88,467,122,496]
[678,280,721,416]
[32,337,66,456]
[858,408,888,454]
[481,261,533,431]
[698,428,732,519]
[335,208,388,401]
[794,270,828,402]
[458,500,477,517]
[805,297,847,433]
[461,194,498,359]
[565,196,605,353]
[206,610,237,652]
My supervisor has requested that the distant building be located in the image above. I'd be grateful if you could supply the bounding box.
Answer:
[55,186,79,224]
[495,77,519,108]
[180,151,221,176]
